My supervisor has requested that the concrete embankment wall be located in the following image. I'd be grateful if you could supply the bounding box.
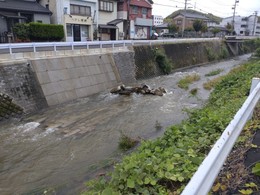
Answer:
[134,40,231,79]
[0,39,242,115]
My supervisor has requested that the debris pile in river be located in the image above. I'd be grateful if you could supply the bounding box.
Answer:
[110,84,166,96]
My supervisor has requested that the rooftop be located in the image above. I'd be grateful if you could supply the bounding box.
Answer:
[0,0,51,14]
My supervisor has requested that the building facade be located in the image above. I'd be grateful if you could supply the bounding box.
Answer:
[170,12,209,30]
[98,0,123,41]
[117,0,153,39]
[0,0,51,43]
[153,15,163,26]
[40,0,97,41]
[220,15,260,36]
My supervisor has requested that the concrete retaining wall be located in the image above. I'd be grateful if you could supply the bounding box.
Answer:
[31,54,122,106]
[0,61,47,113]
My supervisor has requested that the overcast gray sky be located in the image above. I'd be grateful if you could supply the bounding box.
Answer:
[153,0,260,18]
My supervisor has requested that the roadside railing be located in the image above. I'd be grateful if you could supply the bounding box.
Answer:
[0,38,220,55]
[181,78,260,195]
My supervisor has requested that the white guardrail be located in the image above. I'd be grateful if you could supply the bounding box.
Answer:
[0,38,220,54]
[181,78,260,195]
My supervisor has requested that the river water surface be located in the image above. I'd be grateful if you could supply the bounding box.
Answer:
[0,55,250,194]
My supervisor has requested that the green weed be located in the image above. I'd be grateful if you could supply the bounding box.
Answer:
[178,74,200,90]
[205,69,224,77]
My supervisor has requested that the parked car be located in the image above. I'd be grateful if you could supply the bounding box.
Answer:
[160,33,175,38]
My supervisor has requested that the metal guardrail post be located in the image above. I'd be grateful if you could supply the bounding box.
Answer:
[8,44,12,54]
[33,43,36,52]
[181,78,260,195]
[71,42,74,50]
[53,43,57,52]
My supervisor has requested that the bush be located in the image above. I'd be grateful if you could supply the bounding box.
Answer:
[255,48,260,57]
[14,22,64,42]
[13,23,30,41]
[205,47,216,61]
[154,49,173,74]
[29,23,64,41]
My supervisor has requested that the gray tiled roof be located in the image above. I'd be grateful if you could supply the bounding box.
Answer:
[0,0,51,14]
[180,12,209,20]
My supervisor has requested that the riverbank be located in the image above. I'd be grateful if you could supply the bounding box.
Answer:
[0,55,252,195]
[83,57,260,194]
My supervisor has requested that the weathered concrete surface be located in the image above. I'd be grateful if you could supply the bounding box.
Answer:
[31,54,122,106]
[0,60,47,113]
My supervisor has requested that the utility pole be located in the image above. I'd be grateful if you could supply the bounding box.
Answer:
[232,0,239,35]
[182,0,188,37]
[252,11,258,36]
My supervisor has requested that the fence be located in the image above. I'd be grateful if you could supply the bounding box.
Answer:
[181,78,260,195]
[0,38,220,55]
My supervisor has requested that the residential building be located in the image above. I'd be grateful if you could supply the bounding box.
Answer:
[117,0,153,39]
[98,0,123,40]
[169,11,209,30]
[220,15,260,36]
[40,0,97,41]
[0,0,51,43]
[153,15,163,26]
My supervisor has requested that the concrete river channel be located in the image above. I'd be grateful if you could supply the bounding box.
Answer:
[0,54,250,194]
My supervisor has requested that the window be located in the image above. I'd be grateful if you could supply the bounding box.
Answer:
[132,6,138,14]
[177,20,182,25]
[99,1,113,12]
[142,8,147,15]
[66,24,72,36]
[241,25,247,28]
[70,4,91,16]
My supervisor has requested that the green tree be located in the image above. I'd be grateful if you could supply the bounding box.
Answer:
[211,27,221,37]
[13,23,30,41]
[225,22,233,34]
[168,23,179,33]
[193,19,204,32]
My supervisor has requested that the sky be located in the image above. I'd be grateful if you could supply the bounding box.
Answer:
[152,0,260,18]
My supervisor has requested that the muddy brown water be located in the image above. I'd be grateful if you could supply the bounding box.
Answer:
[0,55,251,194]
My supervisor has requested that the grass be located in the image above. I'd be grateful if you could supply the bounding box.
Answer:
[178,74,200,90]
[203,76,224,90]
[118,133,139,151]
[205,69,224,77]
[190,88,198,96]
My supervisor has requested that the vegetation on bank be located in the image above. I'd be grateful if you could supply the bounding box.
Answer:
[177,73,200,90]
[83,57,260,194]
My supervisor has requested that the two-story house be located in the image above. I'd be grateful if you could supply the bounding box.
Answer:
[98,0,123,40]
[0,0,51,43]
[40,0,97,41]
[117,0,153,39]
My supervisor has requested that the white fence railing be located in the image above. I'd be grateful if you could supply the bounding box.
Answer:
[0,38,220,54]
[181,78,260,195]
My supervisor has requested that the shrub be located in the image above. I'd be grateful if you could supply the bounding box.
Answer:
[255,48,260,57]
[118,133,138,151]
[219,46,229,59]
[13,23,30,41]
[154,49,173,74]
[205,47,216,61]
[29,23,64,41]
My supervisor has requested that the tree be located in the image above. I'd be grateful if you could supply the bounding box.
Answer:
[168,23,179,33]
[211,27,221,37]
[225,22,233,35]
[193,19,204,32]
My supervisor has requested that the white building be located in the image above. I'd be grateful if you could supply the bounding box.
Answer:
[220,15,260,36]
[40,0,98,41]
[153,15,163,26]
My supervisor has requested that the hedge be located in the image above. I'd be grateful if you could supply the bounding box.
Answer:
[13,23,64,42]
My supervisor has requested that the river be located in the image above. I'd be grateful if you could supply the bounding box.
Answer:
[0,54,251,194]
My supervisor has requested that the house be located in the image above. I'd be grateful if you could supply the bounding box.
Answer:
[98,0,123,41]
[171,11,209,30]
[39,0,98,41]
[0,0,51,43]
[117,0,153,39]
[220,15,260,36]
